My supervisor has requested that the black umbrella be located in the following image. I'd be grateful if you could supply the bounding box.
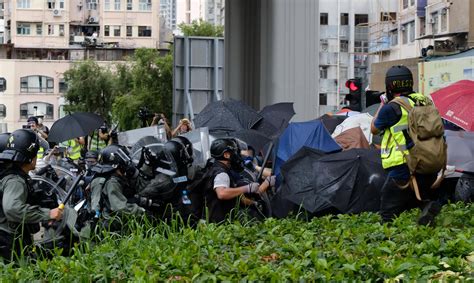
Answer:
[194,99,262,132]
[277,147,385,215]
[49,112,104,143]
[362,103,380,117]
[213,129,271,154]
[445,130,474,178]
[317,114,347,134]
[253,102,295,138]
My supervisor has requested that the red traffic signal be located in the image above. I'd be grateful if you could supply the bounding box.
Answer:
[345,80,359,92]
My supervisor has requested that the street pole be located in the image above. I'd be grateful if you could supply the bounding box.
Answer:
[336,0,341,110]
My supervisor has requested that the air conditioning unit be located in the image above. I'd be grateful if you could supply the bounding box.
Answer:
[53,9,61,16]
[89,16,97,23]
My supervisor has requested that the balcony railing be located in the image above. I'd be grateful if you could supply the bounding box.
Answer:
[369,35,391,53]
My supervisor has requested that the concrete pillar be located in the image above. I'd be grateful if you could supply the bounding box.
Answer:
[225,0,320,121]
[224,0,261,108]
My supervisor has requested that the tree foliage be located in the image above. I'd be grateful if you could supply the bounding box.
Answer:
[63,49,173,131]
[178,19,224,37]
[63,60,116,122]
[112,48,173,130]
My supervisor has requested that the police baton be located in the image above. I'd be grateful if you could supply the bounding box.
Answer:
[58,172,84,210]
[257,141,274,182]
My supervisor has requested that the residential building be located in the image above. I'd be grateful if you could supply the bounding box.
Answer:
[175,0,223,28]
[0,0,160,131]
[160,0,177,30]
[176,0,200,25]
[368,0,474,91]
[0,0,5,44]
[318,0,371,114]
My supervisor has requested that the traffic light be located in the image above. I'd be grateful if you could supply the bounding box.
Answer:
[344,78,362,111]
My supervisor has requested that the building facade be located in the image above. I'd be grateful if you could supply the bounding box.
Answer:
[0,0,160,131]
[318,0,371,114]
[160,0,177,30]
[368,0,474,91]
[175,0,223,28]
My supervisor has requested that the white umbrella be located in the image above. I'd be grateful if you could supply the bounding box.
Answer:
[332,113,374,143]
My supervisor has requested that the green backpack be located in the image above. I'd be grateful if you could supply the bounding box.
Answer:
[392,96,447,175]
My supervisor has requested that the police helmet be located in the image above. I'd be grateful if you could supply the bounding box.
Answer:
[0,129,39,163]
[211,138,240,160]
[0,133,10,153]
[85,150,99,160]
[98,144,131,169]
[169,136,194,166]
[385,65,414,99]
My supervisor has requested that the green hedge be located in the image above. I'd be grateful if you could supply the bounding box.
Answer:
[1,203,473,281]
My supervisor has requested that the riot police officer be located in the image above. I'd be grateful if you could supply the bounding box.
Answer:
[135,137,195,222]
[0,129,63,260]
[89,144,145,229]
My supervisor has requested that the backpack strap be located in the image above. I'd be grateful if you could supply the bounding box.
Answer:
[390,97,413,112]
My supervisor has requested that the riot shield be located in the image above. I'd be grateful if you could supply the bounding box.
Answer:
[118,125,168,148]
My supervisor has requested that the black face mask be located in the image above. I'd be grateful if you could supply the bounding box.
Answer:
[229,152,244,173]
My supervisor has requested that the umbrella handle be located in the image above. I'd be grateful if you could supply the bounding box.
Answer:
[257,141,274,181]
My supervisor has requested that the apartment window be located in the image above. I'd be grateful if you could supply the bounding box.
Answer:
[340,13,349,26]
[410,0,415,6]
[47,0,56,9]
[59,0,65,9]
[17,0,31,9]
[20,76,54,93]
[126,25,133,37]
[380,12,397,22]
[403,0,408,9]
[320,66,328,79]
[59,24,65,36]
[320,39,328,51]
[354,14,368,26]
[48,24,54,35]
[431,12,439,35]
[340,40,348,52]
[17,23,31,35]
[390,29,398,46]
[104,0,111,10]
[114,0,121,10]
[441,9,447,32]
[419,18,426,36]
[319,93,328,106]
[59,79,68,93]
[408,21,415,43]
[20,103,54,120]
[138,26,151,37]
[320,13,328,25]
[104,25,110,36]
[139,0,151,11]
[36,24,42,35]
[0,104,5,118]
[113,26,121,37]
[355,40,369,53]
[127,0,133,10]
[402,24,408,44]
[87,0,98,10]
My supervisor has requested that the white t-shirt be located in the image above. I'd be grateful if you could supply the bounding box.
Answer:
[213,172,230,189]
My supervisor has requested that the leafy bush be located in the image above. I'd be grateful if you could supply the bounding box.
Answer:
[1,203,473,281]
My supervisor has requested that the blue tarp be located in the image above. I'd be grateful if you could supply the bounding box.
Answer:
[274,120,342,176]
